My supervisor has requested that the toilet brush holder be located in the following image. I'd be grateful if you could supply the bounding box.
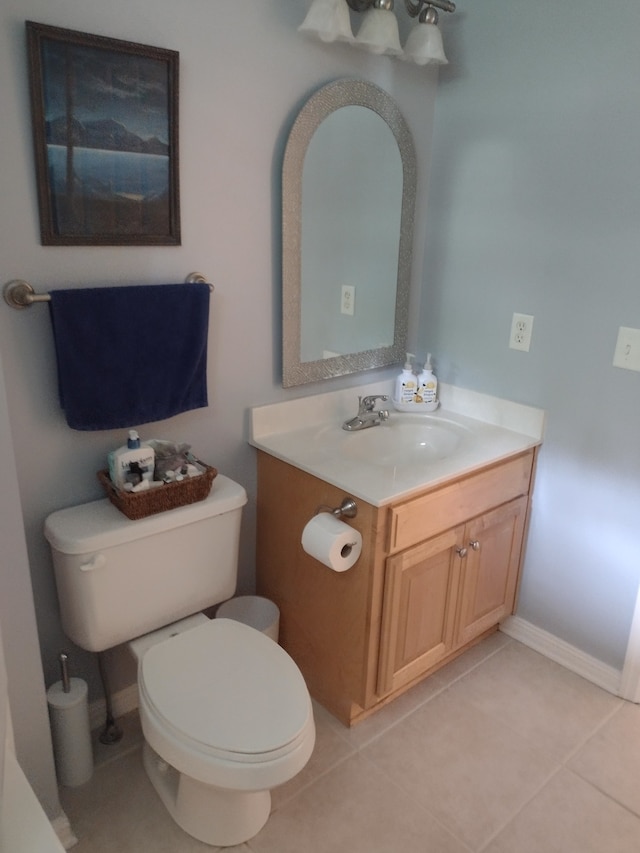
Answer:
[46,653,93,787]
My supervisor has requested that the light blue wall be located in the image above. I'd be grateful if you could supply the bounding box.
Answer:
[420,0,640,668]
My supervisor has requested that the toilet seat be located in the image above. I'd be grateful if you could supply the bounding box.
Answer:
[137,618,315,789]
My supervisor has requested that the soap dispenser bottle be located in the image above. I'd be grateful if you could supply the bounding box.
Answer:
[417,353,438,406]
[395,353,417,404]
[108,429,155,491]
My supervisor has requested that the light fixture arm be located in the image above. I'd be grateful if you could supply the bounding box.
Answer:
[346,0,456,16]
[405,0,456,17]
[345,0,379,10]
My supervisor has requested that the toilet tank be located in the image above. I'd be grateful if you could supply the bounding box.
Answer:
[44,475,247,653]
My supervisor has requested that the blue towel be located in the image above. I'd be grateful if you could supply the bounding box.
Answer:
[48,283,210,431]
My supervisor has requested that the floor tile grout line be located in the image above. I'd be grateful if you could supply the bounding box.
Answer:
[357,714,565,853]
[438,651,628,771]
[474,699,639,852]
[561,765,640,823]
[327,636,516,753]
[355,725,565,853]
[559,697,626,766]
[262,642,518,836]
[269,749,357,813]
[408,677,566,773]
[475,764,564,853]
[351,652,587,852]
[355,747,476,853]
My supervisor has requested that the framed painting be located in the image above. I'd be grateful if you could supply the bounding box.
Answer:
[26,21,180,246]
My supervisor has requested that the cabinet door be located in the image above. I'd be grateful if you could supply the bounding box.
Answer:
[456,496,527,647]
[378,526,464,696]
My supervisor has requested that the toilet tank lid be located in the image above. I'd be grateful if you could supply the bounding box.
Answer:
[44,474,247,555]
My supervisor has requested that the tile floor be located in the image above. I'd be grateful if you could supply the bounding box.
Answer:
[60,633,640,852]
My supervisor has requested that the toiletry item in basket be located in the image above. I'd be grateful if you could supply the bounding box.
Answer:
[394,353,417,403]
[147,440,205,481]
[417,354,438,404]
[108,430,155,491]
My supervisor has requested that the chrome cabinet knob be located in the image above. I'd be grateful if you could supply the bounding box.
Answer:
[456,546,468,558]
[469,540,481,551]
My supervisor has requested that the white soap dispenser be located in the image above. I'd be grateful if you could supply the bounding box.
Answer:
[417,353,438,408]
[395,353,417,404]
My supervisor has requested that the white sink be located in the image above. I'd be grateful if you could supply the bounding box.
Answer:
[338,416,472,468]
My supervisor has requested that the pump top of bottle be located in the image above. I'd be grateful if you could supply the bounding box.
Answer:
[423,353,433,372]
[127,429,140,449]
[404,353,415,370]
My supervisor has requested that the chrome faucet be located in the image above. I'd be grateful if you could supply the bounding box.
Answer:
[342,395,390,431]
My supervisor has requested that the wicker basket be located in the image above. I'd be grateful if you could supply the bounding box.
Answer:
[97,466,218,520]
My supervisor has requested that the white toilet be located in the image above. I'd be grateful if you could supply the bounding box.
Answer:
[44,475,315,847]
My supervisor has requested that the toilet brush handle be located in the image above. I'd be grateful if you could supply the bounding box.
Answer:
[59,652,71,693]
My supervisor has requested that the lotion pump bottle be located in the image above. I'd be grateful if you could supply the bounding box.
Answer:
[417,353,438,406]
[395,353,417,403]
[108,429,155,491]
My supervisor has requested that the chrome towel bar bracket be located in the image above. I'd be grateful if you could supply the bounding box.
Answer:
[3,280,50,308]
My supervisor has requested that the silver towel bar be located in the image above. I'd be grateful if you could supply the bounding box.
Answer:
[3,273,213,310]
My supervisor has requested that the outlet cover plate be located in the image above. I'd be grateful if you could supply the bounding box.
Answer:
[341,284,355,316]
[509,313,534,352]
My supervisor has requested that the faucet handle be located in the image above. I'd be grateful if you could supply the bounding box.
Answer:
[360,394,389,412]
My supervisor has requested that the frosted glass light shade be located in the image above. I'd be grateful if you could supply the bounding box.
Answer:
[403,22,448,65]
[298,0,354,44]
[354,9,402,55]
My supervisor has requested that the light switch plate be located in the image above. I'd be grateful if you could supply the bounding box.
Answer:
[613,326,640,372]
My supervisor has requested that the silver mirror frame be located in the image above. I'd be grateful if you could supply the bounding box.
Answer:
[282,79,417,388]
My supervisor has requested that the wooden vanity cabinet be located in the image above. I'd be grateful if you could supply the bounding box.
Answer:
[256,448,536,726]
[378,494,528,697]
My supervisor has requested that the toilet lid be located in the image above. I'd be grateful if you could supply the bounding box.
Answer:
[139,618,311,759]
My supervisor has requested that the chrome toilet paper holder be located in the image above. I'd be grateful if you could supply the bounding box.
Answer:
[314,496,358,519]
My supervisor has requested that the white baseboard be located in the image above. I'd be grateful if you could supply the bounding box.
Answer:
[52,811,78,850]
[499,615,622,696]
[88,683,139,732]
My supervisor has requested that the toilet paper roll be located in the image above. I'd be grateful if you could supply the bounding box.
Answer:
[47,677,93,787]
[301,513,362,572]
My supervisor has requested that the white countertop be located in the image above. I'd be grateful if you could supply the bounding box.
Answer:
[250,380,545,507]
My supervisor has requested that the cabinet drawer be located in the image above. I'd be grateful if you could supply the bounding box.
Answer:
[388,451,534,553]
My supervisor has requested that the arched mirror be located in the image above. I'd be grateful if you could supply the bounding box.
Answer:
[282,79,417,388]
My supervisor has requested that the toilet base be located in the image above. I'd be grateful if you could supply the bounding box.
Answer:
[142,742,271,847]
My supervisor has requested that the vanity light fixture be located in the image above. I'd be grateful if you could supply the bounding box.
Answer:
[354,1,403,56]
[298,0,355,43]
[299,0,456,65]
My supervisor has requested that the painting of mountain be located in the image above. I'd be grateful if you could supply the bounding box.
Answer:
[27,22,180,245]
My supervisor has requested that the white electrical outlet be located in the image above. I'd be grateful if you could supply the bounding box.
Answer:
[613,326,640,372]
[341,284,355,316]
[509,312,534,352]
